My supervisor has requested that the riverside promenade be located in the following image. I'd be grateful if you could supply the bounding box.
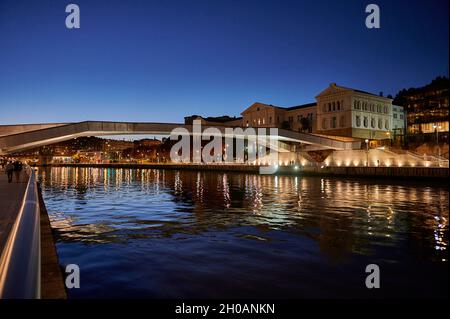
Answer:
[0,170,28,260]
[0,167,66,299]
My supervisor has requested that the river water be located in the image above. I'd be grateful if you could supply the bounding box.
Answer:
[38,167,448,298]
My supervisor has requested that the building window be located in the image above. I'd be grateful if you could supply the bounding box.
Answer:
[393,113,397,119]
[322,118,328,129]
[340,115,345,127]
[337,101,340,110]
[332,102,335,111]
[332,117,337,128]
[400,114,404,120]
[385,120,389,130]
[323,104,327,112]
[378,119,382,129]
[364,116,368,128]
[371,118,375,128]
[356,115,361,127]
[328,103,331,112]
[269,116,272,124]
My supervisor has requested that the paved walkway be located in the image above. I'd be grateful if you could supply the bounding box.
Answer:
[0,168,28,256]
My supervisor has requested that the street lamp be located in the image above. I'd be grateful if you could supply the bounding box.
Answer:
[433,125,442,166]
[365,139,369,166]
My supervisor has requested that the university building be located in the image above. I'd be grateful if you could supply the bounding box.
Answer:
[240,83,406,142]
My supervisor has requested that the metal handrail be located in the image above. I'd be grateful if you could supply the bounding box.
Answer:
[0,165,41,299]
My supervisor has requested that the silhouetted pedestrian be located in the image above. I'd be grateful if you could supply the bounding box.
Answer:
[5,161,14,183]
[13,161,23,182]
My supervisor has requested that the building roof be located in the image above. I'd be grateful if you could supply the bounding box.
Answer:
[316,83,392,100]
[285,102,316,111]
[184,115,242,124]
[203,115,243,123]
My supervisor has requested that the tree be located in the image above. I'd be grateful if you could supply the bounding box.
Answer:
[300,117,311,132]
[281,121,291,130]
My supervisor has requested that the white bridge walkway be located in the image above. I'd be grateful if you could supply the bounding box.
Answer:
[0,121,361,155]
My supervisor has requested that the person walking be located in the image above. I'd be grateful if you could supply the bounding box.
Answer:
[5,161,14,183]
[13,161,23,183]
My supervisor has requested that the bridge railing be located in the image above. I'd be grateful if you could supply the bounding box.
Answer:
[0,165,41,299]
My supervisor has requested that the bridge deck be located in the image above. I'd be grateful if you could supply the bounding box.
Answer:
[0,121,361,154]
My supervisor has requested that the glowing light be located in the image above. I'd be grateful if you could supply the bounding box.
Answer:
[294,165,299,170]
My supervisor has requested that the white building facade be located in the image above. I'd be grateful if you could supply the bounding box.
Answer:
[316,83,394,140]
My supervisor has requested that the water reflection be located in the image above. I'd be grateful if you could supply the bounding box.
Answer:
[38,167,449,298]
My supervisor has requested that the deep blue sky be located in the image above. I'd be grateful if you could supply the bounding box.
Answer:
[0,0,448,124]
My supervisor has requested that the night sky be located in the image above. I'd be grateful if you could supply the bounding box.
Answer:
[0,0,448,124]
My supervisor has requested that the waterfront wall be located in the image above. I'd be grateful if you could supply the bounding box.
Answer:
[324,149,445,167]
[37,183,67,299]
[278,165,449,179]
[37,163,449,179]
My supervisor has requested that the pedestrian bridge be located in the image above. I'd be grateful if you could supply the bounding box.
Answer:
[0,121,361,155]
